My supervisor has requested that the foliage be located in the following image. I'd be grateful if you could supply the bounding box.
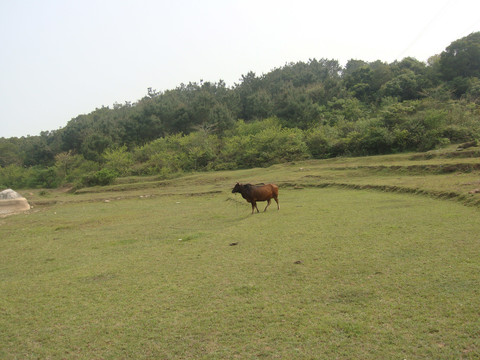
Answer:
[1,33,480,189]
[440,32,480,97]
[220,120,309,168]
[0,165,60,189]
[81,168,119,187]
[0,165,33,189]
[440,32,480,81]
[103,146,134,176]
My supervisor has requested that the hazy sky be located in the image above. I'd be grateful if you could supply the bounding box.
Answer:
[1,0,479,138]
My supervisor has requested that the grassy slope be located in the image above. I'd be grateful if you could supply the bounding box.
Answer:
[1,146,480,359]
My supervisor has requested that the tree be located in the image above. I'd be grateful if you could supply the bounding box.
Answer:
[189,88,217,126]
[103,146,133,176]
[343,66,374,103]
[369,60,393,96]
[394,57,427,75]
[80,133,112,161]
[0,139,22,166]
[23,136,55,167]
[237,71,262,120]
[208,103,235,133]
[275,83,321,129]
[440,32,480,81]
[439,32,480,97]
[343,59,368,78]
[381,70,421,101]
[243,89,274,120]
[465,78,480,104]
[55,151,75,179]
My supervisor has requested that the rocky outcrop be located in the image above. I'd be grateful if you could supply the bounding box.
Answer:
[0,189,31,215]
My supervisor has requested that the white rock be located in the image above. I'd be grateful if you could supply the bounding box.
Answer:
[0,189,31,215]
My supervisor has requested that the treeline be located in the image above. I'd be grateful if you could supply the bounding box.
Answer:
[1,33,480,189]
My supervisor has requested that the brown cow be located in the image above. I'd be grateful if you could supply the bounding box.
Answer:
[232,183,279,214]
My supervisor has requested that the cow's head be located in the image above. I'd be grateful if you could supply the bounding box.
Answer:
[232,183,242,193]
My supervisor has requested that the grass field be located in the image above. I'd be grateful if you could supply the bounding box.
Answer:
[1,147,480,359]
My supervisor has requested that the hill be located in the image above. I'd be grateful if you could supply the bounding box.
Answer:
[1,32,480,190]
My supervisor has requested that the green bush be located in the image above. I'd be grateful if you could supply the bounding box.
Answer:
[29,167,59,188]
[0,165,31,189]
[103,145,134,176]
[305,128,331,158]
[220,125,309,168]
[81,169,119,187]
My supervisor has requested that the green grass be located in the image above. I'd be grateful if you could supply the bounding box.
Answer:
[2,149,480,359]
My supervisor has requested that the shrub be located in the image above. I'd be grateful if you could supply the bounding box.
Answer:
[103,145,134,176]
[305,128,331,158]
[81,169,118,187]
[28,167,59,188]
[0,165,32,189]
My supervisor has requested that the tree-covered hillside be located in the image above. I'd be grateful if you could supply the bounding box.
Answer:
[1,32,480,189]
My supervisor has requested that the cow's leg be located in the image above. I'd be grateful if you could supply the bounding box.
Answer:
[251,202,256,214]
[274,196,279,210]
[253,201,259,213]
[264,199,271,212]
